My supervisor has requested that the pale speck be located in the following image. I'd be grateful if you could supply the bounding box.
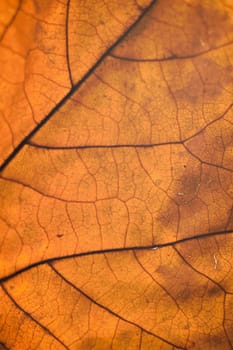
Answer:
[200,39,206,47]
[213,254,218,269]
[48,54,55,63]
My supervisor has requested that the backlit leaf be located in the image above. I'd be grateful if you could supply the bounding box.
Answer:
[0,0,233,349]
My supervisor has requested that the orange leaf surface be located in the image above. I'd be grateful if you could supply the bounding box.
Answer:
[0,0,233,349]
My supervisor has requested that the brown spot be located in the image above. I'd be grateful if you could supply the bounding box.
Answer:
[56,233,64,238]
[207,285,222,297]
[177,287,191,301]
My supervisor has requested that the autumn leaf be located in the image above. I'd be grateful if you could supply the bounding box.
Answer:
[0,0,233,349]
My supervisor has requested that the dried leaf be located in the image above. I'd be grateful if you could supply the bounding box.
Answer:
[0,0,233,349]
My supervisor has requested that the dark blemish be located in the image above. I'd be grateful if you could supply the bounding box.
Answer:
[178,288,190,301]
[188,340,196,349]
[0,342,9,350]
[208,285,221,297]
[56,233,64,238]
[183,164,187,168]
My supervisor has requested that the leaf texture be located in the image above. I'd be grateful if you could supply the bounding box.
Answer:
[0,0,233,349]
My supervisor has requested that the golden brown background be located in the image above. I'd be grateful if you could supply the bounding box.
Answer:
[0,0,233,349]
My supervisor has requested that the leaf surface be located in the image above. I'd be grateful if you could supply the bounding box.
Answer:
[0,0,233,349]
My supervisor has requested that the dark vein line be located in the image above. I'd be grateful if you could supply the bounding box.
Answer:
[183,103,233,143]
[27,101,233,154]
[28,140,182,150]
[0,0,22,43]
[133,251,189,323]
[0,342,8,350]
[65,0,73,86]
[0,284,69,350]
[138,330,142,350]
[0,174,95,204]
[49,264,185,349]
[0,229,233,284]
[183,143,233,173]
[25,140,233,173]
[0,0,158,174]
[173,246,227,293]
[109,40,233,62]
